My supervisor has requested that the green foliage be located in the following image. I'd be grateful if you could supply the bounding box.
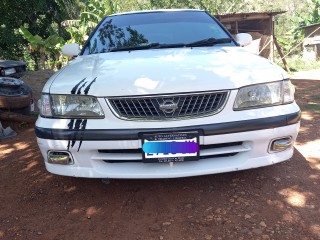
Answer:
[62,0,261,47]
[277,0,320,59]
[135,0,248,14]
[19,27,66,70]
[62,0,122,45]
[0,0,317,71]
[0,0,78,69]
[297,0,320,27]
[304,104,320,113]
[278,55,320,72]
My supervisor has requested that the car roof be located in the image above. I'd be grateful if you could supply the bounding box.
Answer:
[110,9,203,17]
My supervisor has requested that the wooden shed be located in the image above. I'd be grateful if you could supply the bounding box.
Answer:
[215,11,286,60]
[300,23,320,60]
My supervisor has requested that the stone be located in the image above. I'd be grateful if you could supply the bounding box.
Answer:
[240,228,250,234]
[185,204,193,209]
[252,229,263,235]
[204,234,212,240]
[206,207,213,211]
[162,222,171,226]
[215,208,222,213]
[149,223,162,231]
[260,221,267,228]
[274,177,281,182]
[206,215,214,221]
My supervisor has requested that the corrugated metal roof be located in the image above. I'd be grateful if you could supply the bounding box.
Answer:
[215,10,286,17]
[299,22,320,29]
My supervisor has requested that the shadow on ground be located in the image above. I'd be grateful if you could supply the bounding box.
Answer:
[0,79,319,240]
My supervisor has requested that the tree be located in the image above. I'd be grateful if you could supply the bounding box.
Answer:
[0,0,313,69]
[62,0,121,46]
[19,27,65,70]
[298,0,320,27]
[0,0,78,69]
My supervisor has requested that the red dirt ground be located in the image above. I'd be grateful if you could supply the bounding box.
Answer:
[0,76,319,240]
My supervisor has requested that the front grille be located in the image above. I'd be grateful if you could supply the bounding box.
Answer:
[102,153,238,163]
[95,142,248,163]
[98,142,243,154]
[107,91,228,120]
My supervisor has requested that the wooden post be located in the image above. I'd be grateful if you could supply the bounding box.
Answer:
[316,44,320,60]
[271,19,274,61]
[235,21,238,34]
[273,36,290,72]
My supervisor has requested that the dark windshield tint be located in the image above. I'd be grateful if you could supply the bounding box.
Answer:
[82,11,233,54]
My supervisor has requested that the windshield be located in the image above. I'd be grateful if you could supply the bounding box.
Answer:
[82,11,235,54]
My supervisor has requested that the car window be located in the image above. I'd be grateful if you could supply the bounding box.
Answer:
[82,11,233,54]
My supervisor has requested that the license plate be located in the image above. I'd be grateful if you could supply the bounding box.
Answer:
[142,131,199,163]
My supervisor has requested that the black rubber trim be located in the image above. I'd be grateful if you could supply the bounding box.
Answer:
[35,111,301,141]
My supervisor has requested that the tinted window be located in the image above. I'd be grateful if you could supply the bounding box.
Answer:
[83,11,232,54]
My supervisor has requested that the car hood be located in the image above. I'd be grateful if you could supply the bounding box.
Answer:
[47,47,288,96]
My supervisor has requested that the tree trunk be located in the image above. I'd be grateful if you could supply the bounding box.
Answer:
[40,50,46,70]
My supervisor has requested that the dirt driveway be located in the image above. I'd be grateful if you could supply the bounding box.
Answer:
[0,76,319,240]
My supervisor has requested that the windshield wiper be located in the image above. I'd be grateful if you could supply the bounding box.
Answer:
[108,42,190,52]
[108,43,161,52]
[186,38,233,47]
[106,38,232,52]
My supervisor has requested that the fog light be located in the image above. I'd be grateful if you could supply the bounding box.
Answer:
[47,151,73,165]
[269,137,293,152]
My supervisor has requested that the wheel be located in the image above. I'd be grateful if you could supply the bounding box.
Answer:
[10,104,31,115]
[0,93,32,109]
[0,83,33,114]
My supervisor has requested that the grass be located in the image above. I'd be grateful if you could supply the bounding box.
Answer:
[304,104,320,113]
[29,111,39,117]
[18,122,29,129]
[276,55,320,72]
[311,94,320,101]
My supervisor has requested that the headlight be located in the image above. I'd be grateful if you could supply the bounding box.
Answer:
[234,80,295,110]
[39,94,52,117]
[38,94,104,118]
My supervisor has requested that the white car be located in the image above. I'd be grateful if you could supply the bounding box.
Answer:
[35,9,300,179]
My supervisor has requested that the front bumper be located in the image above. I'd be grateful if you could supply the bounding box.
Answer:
[35,112,300,179]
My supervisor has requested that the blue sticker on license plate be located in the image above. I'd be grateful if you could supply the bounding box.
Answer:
[142,131,200,163]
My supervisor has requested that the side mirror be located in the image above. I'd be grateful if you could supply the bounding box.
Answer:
[235,33,252,47]
[61,43,80,57]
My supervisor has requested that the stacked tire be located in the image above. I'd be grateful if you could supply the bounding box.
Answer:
[0,77,32,115]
